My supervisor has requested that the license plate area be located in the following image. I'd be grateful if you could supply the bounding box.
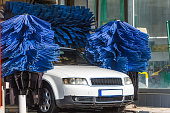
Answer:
[99,89,123,97]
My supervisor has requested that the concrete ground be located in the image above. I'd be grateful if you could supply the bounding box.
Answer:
[4,104,170,113]
[125,104,170,113]
[47,105,170,113]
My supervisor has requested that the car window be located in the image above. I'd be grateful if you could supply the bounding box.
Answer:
[53,49,90,65]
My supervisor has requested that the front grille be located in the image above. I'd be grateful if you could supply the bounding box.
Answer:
[91,78,122,85]
[96,96,123,102]
[72,96,123,102]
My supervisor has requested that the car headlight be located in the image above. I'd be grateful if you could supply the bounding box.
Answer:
[124,77,132,85]
[63,78,88,85]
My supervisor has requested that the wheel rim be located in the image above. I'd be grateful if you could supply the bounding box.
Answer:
[39,88,51,112]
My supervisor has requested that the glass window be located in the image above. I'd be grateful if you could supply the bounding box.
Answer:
[53,49,89,65]
[134,0,170,37]
[74,0,96,24]
[88,0,96,16]
[100,0,121,25]
[107,0,120,21]
[74,0,87,7]
[128,0,133,25]
[134,0,170,88]
[74,0,96,16]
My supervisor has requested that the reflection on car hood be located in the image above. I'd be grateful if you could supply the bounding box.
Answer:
[45,65,128,78]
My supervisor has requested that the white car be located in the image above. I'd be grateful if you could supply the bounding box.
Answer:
[38,47,134,113]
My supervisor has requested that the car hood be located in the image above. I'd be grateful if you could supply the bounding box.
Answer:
[45,65,128,78]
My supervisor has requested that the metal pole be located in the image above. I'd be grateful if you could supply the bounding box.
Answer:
[0,86,5,113]
[19,95,27,113]
[56,0,58,4]
[2,87,5,112]
[124,0,128,22]
[87,0,88,8]
[120,0,125,21]
[166,21,170,60]
[132,0,135,27]
[0,82,10,113]
[139,72,149,88]
[145,72,149,88]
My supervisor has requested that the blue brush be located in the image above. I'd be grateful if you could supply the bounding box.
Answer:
[1,2,94,48]
[86,21,151,73]
[1,15,59,77]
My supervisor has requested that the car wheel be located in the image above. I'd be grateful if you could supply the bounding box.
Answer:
[38,81,59,113]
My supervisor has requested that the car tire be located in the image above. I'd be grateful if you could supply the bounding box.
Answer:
[38,81,59,113]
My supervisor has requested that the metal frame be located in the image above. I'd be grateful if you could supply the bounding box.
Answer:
[137,88,170,107]
[99,0,128,26]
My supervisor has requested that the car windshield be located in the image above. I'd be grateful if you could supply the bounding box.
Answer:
[53,49,90,65]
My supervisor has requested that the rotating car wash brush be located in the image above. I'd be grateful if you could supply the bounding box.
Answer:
[85,21,151,73]
[1,1,94,48]
[1,14,59,113]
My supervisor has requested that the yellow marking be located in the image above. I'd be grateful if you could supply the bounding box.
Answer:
[139,72,148,78]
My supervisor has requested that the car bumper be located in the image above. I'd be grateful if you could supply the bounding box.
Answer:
[56,96,133,109]
[63,84,134,96]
